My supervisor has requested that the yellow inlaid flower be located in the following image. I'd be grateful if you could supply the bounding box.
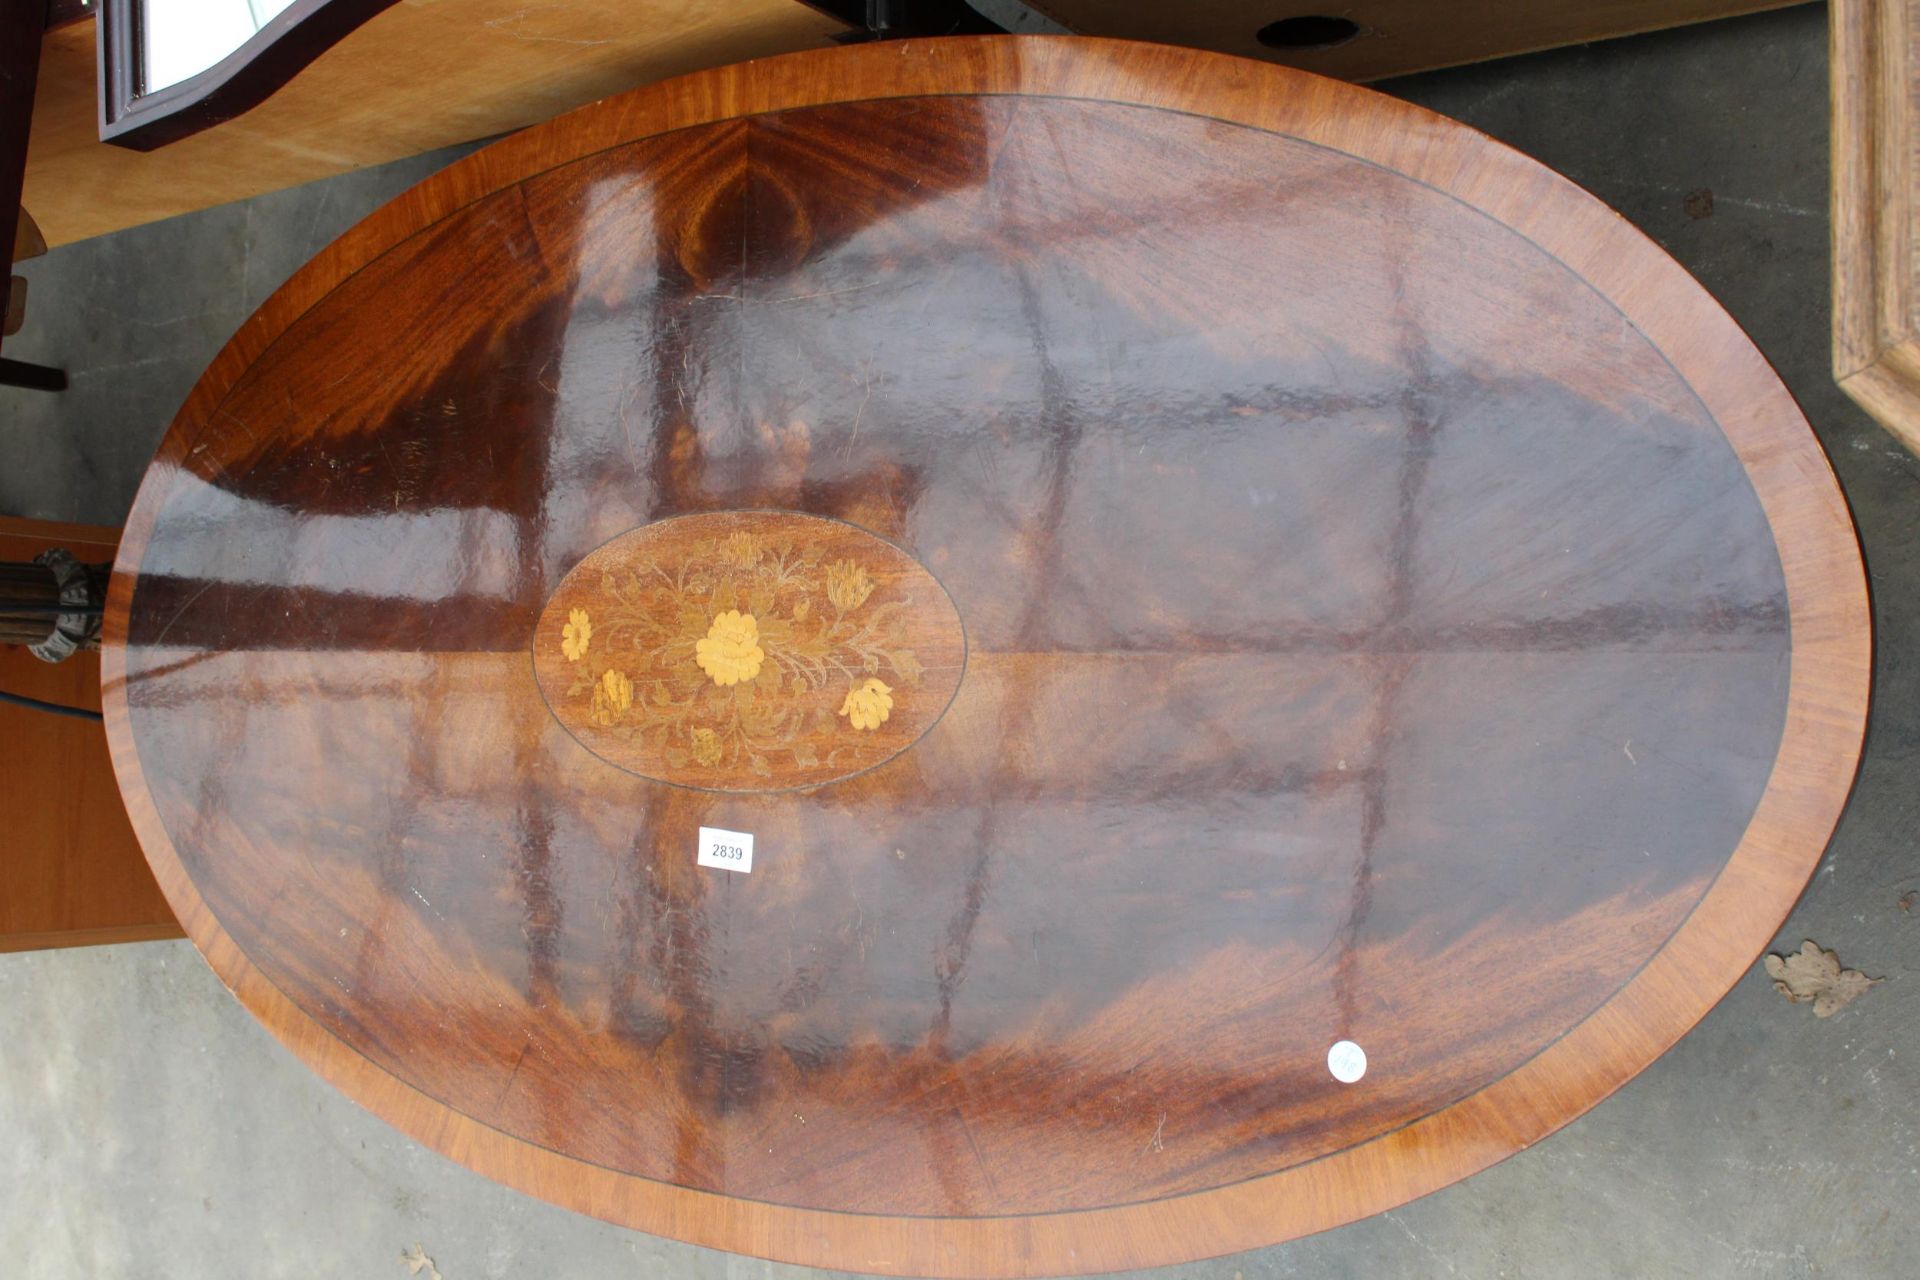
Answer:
[695,610,764,686]
[600,669,633,714]
[825,559,875,610]
[560,608,592,661]
[838,677,893,731]
[720,531,762,567]
[690,726,723,767]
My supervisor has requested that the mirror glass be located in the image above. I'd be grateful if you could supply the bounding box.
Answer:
[141,0,300,92]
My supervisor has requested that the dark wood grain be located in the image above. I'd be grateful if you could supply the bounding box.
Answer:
[101,37,1870,1277]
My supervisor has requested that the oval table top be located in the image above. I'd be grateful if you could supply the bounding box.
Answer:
[103,36,1870,1278]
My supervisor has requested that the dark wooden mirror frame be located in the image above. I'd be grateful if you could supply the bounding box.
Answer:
[96,0,399,151]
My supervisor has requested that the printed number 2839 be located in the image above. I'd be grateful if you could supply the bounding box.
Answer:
[697,827,754,873]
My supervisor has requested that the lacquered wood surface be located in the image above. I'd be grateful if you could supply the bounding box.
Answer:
[103,37,1870,1277]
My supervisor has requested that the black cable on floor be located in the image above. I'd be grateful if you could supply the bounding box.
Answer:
[0,688,104,722]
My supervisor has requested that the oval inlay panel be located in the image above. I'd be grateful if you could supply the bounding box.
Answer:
[533,511,966,790]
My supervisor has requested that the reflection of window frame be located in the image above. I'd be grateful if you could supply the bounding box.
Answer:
[98,0,400,151]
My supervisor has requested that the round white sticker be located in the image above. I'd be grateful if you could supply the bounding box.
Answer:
[1327,1040,1367,1084]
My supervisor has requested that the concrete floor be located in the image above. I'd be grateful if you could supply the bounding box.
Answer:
[3,7,1916,1278]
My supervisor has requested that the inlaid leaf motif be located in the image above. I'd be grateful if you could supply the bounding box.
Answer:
[888,648,924,686]
[690,727,722,766]
[1763,941,1881,1017]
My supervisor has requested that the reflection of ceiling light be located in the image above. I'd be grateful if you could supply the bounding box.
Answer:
[143,470,525,603]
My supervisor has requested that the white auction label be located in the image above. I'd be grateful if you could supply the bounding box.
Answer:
[696,826,754,873]
[1327,1040,1367,1084]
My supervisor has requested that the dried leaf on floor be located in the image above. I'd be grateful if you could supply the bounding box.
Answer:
[400,1243,441,1280]
[1763,941,1881,1017]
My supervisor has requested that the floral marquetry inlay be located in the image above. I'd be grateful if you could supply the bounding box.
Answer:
[533,512,966,791]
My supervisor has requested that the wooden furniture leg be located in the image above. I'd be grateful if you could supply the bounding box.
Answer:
[1,0,64,390]
[0,355,65,389]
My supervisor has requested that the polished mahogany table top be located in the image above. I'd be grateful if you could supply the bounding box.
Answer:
[103,37,1870,1277]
